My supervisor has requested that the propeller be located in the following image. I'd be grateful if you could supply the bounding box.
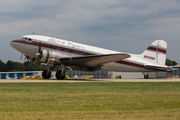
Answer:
[36,41,42,58]
[34,41,42,67]
[38,41,41,53]
[20,53,23,60]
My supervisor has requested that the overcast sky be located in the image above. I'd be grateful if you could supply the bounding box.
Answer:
[0,0,180,63]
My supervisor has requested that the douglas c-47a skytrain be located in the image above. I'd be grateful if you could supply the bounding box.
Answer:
[10,35,171,79]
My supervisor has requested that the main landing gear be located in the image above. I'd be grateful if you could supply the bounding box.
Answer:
[42,66,66,80]
[56,70,65,80]
[141,72,149,79]
[42,70,51,79]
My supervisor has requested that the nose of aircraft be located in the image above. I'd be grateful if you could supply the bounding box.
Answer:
[10,40,17,49]
[10,40,24,52]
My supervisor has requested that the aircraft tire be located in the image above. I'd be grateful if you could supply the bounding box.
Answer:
[144,74,149,79]
[42,70,51,79]
[56,70,65,80]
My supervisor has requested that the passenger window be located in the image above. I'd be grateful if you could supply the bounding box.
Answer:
[79,52,85,55]
[73,50,79,54]
[48,45,52,48]
[65,48,69,52]
[57,47,61,50]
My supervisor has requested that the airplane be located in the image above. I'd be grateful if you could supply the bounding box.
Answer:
[10,35,171,79]
[65,75,94,79]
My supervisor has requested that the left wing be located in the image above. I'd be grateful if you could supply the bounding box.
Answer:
[60,53,131,68]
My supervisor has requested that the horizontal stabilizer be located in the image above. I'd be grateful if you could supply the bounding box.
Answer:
[60,53,131,68]
[145,64,171,71]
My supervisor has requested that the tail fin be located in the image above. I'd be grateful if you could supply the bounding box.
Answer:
[141,39,167,65]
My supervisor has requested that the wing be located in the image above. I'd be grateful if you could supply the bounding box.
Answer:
[145,64,172,71]
[60,53,130,70]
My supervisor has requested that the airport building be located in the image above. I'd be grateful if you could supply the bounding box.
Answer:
[0,64,180,79]
[0,71,42,79]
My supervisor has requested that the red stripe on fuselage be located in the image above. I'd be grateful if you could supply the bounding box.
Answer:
[11,40,95,56]
[115,60,145,68]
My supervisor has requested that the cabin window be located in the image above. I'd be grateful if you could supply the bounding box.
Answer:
[48,45,52,48]
[57,47,61,50]
[73,50,79,54]
[79,52,85,55]
[65,48,69,52]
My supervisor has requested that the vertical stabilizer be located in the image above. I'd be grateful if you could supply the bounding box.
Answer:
[141,40,167,65]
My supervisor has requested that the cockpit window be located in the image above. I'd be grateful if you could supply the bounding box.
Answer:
[28,38,32,42]
[22,37,32,42]
[22,37,27,40]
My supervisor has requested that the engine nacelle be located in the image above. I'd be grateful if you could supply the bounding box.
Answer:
[40,50,61,65]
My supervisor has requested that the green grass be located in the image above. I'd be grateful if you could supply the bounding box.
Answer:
[0,82,180,119]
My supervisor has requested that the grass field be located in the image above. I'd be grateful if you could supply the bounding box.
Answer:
[0,82,180,120]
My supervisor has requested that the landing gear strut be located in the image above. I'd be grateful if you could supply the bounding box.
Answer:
[141,72,149,79]
[42,70,51,79]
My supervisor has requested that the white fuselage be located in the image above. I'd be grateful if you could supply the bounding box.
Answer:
[10,35,164,72]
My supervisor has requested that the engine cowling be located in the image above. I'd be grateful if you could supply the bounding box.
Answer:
[40,50,61,65]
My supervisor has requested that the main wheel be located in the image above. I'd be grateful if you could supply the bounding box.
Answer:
[56,70,65,80]
[42,70,51,79]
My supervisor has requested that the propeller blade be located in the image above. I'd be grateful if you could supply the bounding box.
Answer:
[20,53,23,60]
[24,56,27,62]
[39,41,41,53]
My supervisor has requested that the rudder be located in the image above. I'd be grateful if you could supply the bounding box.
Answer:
[141,39,167,65]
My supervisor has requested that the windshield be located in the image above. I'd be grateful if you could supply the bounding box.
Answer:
[21,37,32,42]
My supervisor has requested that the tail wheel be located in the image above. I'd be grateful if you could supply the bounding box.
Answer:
[56,70,65,80]
[42,70,51,79]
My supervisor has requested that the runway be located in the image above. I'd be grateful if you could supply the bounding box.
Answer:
[0,78,180,83]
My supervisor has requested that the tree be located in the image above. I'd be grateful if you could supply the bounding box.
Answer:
[0,60,6,72]
[166,59,178,66]
[172,61,177,66]
[6,60,14,71]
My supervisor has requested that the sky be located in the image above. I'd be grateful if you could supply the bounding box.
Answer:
[0,0,180,63]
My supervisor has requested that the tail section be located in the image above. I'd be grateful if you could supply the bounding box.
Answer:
[141,39,167,65]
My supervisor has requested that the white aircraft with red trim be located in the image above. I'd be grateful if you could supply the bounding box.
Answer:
[10,35,170,79]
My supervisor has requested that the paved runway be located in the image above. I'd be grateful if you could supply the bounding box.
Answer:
[0,78,180,83]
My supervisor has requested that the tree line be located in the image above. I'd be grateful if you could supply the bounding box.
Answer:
[0,60,59,72]
[0,59,178,72]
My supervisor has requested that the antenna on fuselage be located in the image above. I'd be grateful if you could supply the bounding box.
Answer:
[81,41,85,44]
[33,32,35,35]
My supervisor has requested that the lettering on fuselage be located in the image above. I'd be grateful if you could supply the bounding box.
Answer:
[47,38,85,49]
[48,38,65,45]
[68,42,85,49]
[144,55,155,60]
